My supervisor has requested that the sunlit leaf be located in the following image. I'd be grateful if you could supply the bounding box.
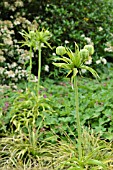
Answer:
[53,57,72,64]
[86,159,106,168]
[53,62,72,69]
[80,65,99,79]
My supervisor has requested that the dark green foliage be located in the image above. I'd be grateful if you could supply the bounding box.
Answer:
[40,0,113,63]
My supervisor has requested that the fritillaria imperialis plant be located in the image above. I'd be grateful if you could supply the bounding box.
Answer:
[9,29,52,153]
[20,28,52,97]
[53,43,99,160]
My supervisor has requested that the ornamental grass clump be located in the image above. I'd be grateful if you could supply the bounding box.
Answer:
[52,43,108,168]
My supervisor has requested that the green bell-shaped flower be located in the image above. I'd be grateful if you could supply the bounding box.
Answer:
[84,45,94,56]
[80,49,89,63]
[56,46,66,56]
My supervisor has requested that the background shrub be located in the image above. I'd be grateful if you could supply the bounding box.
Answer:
[0,0,113,84]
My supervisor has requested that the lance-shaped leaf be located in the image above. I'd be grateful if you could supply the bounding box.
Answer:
[80,65,99,79]
[53,62,72,70]
[73,52,81,68]
[54,57,72,64]
[66,46,81,68]
[71,68,78,85]
[86,159,106,168]
[66,47,74,60]
[66,70,73,77]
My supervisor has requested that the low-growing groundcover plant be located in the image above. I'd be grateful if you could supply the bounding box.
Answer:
[1,74,113,169]
[0,129,113,170]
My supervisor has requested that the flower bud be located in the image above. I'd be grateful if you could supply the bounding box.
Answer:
[80,49,89,62]
[84,45,94,55]
[56,46,66,56]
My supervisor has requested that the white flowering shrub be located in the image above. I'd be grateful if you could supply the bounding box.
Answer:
[0,0,40,85]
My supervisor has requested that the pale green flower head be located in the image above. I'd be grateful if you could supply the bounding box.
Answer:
[35,29,52,49]
[53,43,99,81]
[56,46,66,56]
[80,49,89,62]
[19,28,52,51]
[84,45,94,56]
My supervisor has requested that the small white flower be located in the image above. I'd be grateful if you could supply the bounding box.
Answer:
[85,59,92,65]
[3,38,13,45]
[13,85,17,89]
[0,67,5,74]
[14,20,20,25]
[81,69,87,73]
[5,70,15,78]
[15,1,24,7]
[14,39,18,43]
[101,58,107,64]
[11,62,17,68]
[18,75,21,79]
[84,37,94,45]
[4,2,9,8]
[15,69,18,74]
[0,56,6,62]
[14,78,18,82]
[84,37,91,43]
[96,60,101,64]
[81,34,85,37]
[98,27,103,32]
[10,15,14,19]
[65,40,69,44]
[52,53,56,56]
[18,66,22,69]
[104,47,113,52]
[45,65,49,72]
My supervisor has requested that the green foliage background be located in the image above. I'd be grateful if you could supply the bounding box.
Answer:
[0,0,113,82]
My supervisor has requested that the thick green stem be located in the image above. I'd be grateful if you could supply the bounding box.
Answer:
[74,76,82,159]
[37,47,41,98]
[29,47,32,81]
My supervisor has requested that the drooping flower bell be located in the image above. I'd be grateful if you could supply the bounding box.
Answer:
[80,49,89,63]
[84,45,94,56]
[56,46,66,56]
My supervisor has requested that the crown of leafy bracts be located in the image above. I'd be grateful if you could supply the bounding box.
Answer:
[19,28,52,50]
[53,43,99,84]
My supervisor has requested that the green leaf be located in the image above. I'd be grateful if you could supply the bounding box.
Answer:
[86,159,106,169]
[66,70,73,77]
[80,65,99,79]
[66,48,74,60]
[53,62,72,69]
[54,57,72,64]
[71,68,78,85]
